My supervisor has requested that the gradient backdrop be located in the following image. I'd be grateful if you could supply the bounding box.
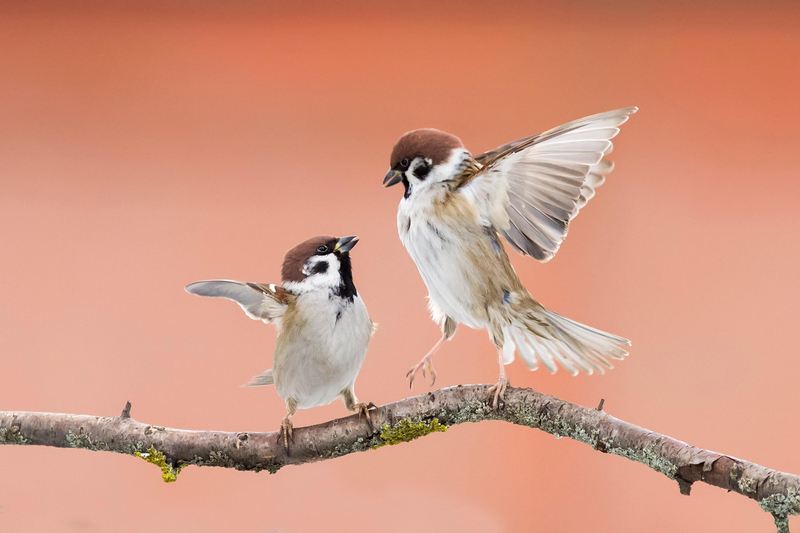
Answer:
[1,2,799,532]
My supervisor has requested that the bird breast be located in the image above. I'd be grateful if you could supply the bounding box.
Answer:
[272,291,372,409]
[398,188,514,330]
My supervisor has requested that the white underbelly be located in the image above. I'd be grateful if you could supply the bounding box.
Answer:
[274,294,371,409]
[401,220,486,329]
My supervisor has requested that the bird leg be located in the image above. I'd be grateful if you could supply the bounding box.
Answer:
[487,348,510,410]
[342,388,376,430]
[279,415,293,450]
[406,335,447,389]
[353,402,376,429]
[277,399,297,451]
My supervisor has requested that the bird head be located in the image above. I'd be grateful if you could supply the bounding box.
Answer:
[281,235,359,299]
[383,128,469,199]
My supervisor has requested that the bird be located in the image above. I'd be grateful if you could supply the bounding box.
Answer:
[383,108,637,408]
[185,235,376,448]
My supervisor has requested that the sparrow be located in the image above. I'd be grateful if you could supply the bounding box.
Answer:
[185,235,376,448]
[383,108,637,408]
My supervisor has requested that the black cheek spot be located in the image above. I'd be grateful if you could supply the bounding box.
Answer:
[413,161,431,180]
[312,261,329,275]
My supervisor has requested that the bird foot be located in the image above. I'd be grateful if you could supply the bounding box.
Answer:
[353,402,376,430]
[278,418,294,450]
[488,377,509,410]
[406,355,437,389]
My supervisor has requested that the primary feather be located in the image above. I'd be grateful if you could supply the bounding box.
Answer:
[185,280,291,329]
[462,107,637,261]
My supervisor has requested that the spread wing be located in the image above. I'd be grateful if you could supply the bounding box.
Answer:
[458,107,637,262]
[185,280,293,330]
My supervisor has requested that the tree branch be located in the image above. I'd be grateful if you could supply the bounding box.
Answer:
[1,385,798,530]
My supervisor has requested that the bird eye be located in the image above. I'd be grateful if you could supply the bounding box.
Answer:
[317,245,328,253]
[401,158,410,168]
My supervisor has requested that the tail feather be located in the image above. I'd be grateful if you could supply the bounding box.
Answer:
[539,336,580,375]
[544,334,594,375]
[242,369,274,387]
[550,311,630,357]
[505,308,630,375]
[502,337,517,365]
[508,328,538,371]
[526,334,559,374]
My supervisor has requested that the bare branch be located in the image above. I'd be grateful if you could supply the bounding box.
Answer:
[1,385,798,529]
[120,401,132,419]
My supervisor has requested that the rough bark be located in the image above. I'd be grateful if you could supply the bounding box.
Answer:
[1,385,798,530]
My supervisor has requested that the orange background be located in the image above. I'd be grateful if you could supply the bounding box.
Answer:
[1,2,799,532]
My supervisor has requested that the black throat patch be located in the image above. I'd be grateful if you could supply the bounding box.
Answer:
[333,252,358,302]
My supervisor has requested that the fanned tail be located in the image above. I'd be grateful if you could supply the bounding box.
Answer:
[502,308,629,376]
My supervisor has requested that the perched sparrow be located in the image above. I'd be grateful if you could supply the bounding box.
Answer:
[383,108,636,408]
[186,235,376,448]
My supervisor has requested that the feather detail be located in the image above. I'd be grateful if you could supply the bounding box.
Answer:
[185,280,293,329]
[242,369,274,387]
[504,304,630,375]
[458,107,637,262]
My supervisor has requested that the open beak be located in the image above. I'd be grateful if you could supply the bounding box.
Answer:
[383,169,403,187]
[334,235,359,253]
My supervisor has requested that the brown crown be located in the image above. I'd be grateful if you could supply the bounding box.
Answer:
[281,236,338,283]
[390,128,464,168]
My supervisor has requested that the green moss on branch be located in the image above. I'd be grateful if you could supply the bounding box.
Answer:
[372,418,447,449]
[135,446,184,483]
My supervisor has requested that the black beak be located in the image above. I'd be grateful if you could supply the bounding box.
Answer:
[383,169,403,187]
[334,235,359,253]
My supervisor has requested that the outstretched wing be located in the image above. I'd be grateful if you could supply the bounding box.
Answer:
[459,107,637,262]
[185,280,293,329]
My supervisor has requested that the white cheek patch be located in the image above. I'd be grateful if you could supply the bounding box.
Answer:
[434,149,470,181]
[406,157,433,185]
[407,150,470,194]
[284,254,342,294]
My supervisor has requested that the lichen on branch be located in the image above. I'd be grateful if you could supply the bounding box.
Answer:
[1,385,798,531]
[372,418,448,449]
[135,446,184,483]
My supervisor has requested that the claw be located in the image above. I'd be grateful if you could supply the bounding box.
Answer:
[426,363,437,387]
[487,377,509,410]
[353,402,376,431]
[406,355,437,389]
[278,418,294,451]
[406,335,448,389]
[406,367,416,389]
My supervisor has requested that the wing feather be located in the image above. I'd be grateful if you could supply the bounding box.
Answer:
[461,107,637,262]
[185,280,292,329]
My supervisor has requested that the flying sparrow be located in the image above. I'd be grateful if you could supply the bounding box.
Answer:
[383,108,636,408]
[186,235,376,448]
